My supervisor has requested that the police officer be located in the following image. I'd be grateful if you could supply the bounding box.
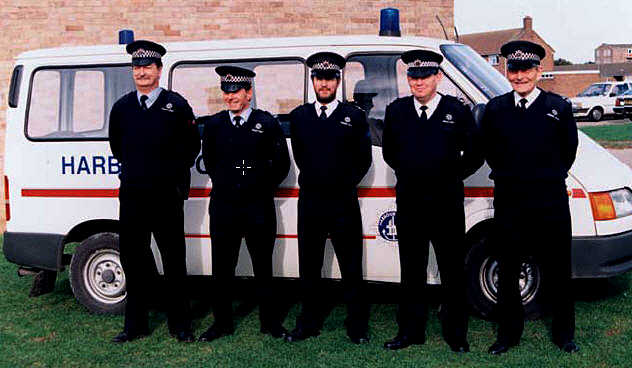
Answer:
[381,50,483,352]
[108,40,200,343]
[198,66,290,342]
[287,52,372,344]
[481,40,579,354]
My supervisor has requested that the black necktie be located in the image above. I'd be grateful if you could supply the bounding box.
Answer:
[140,95,148,110]
[420,105,428,122]
[233,115,242,128]
[519,98,528,110]
[319,106,327,120]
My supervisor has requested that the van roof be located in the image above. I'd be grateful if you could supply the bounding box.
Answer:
[16,35,455,61]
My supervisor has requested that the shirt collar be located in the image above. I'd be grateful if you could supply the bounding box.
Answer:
[229,107,252,125]
[514,88,541,108]
[314,99,340,118]
[137,87,163,109]
[413,93,442,118]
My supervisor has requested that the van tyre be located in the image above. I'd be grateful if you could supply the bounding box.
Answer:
[465,235,548,321]
[69,232,126,314]
[589,107,603,122]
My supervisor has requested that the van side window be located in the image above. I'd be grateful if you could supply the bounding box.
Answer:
[345,54,473,147]
[26,66,133,140]
[171,60,305,137]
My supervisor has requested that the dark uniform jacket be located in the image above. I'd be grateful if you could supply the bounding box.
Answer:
[480,89,578,184]
[290,101,372,193]
[201,109,290,201]
[382,95,483,201]
[108,89,201,198]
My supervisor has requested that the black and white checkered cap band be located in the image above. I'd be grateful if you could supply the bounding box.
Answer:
[507,50,540,62]
[221,74,254,83]
[311,60,341,71]
[407,60,439,68]
[132,49,162,59]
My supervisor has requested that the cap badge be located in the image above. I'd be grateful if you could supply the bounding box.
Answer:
[225,74,234,82]
[413,60,423,67]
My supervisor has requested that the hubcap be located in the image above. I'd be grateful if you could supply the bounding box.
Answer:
[479,257,539,305]
[83,249,126,305]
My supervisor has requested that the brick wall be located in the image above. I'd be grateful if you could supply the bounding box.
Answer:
[538,73,602,98]
[0,1,454,229]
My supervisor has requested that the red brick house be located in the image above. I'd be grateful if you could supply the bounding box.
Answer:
[459,16,555,76]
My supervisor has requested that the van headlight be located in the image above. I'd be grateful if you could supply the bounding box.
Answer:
[572,102,583,109]
[589,188,632,221]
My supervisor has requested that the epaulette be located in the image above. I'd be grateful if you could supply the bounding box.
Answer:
[254,109,275,119]
[440,93,468,106]
[165,90,189,106]
[341,100,365,113]
[544,90,571,106]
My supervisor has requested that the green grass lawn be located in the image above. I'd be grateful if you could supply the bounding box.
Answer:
[1,240,631,368]
[580,122,632,145]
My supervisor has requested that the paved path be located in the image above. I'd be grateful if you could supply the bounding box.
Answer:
[607,148,632,168]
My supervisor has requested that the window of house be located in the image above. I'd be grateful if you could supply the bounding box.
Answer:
[540,73,554,79]
[27,66,132,140]
[487,55,499,66]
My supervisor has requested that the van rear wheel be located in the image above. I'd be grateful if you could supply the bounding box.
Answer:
[69,232,126,314]
[465,235,547,320]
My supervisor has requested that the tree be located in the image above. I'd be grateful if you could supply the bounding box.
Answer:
[554,58,573,66]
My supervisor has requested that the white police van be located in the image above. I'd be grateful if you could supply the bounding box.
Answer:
[5,17,632,320]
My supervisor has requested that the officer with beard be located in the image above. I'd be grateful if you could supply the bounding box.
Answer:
[287,52,372,344]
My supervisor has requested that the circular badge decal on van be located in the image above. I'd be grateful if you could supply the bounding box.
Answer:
[378,211,398,242]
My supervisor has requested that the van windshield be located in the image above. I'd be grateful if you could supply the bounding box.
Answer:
[440,44,511,99]
[577,84,609,97]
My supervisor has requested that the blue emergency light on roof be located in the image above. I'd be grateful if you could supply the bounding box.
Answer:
[118,29,135,45]
[379,8,401,37]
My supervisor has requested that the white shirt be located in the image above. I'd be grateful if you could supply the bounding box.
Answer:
[413,93,442,119]
[513,88,541,109]
[229,107,252,126]
[314,99,340,119]
[136,87,162,109]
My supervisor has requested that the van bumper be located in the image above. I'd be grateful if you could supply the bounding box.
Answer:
[572,230,632,278]
[3,232,65,271]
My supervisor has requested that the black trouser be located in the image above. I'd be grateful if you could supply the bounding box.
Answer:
[118,186,191,335]
[209,196,279,330]
[493,182,575,345]
[394,196,469,344]
[295,188,369,334]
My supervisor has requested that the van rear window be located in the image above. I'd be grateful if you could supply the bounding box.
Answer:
[26,65,133,141]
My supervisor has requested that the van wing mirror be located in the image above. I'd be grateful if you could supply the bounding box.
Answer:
[609,92,617,97]
[8,65,22,108]
[471,103,486,129]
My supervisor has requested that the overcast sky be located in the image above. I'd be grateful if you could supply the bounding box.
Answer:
[454,0,632,63]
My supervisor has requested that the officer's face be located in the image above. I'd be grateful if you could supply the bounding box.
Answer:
[223,88,252,114]
[507,66,541,97]
[132,63,162,92]
[312,77,340,104]
[408,71,442,105]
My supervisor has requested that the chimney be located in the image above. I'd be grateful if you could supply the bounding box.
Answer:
[523,16,533,30]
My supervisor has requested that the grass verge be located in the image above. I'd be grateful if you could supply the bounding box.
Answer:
[1,239,631,367]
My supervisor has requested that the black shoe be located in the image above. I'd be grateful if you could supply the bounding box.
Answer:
[556,340,580,353]
[488,341,512,355]
[111,331,148,343]
[348,331,370,344]
[260,325,289,339]
[198,325,234,343]
[170,331,196,343]
[286,328,320,343]
[383,334,425,350]
[449,341,470,353]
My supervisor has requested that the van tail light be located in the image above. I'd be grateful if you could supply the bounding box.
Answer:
[615,99,622,106]
[589,188,632,221]
[4,176,10,222]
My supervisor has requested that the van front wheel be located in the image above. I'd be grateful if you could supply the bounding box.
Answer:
[465,235,547,320]
[69,232,126,314]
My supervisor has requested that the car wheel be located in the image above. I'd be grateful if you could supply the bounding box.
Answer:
[465,235,547,320]
[589,107,603,122]
[69,232,126,314]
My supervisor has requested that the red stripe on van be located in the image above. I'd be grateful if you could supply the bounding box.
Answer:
[572,188,586,198]
[21,188,119,197]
